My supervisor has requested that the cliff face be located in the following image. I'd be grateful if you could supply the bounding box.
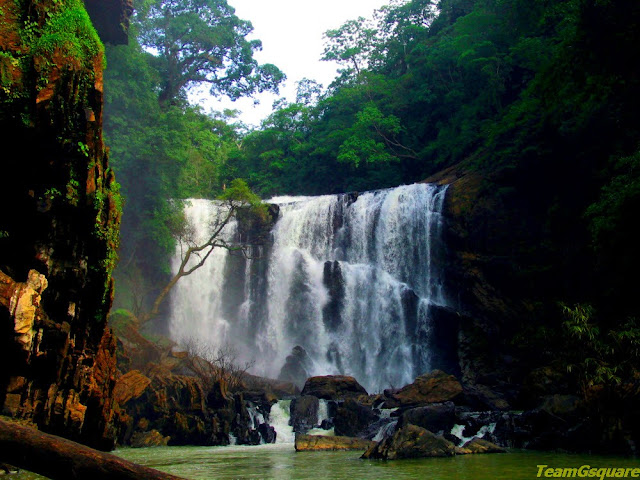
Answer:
[425,162,639,453]
[427,162,577,400]
[0,0,127,450]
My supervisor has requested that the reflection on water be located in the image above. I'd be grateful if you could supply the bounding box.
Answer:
[12,443,640,480]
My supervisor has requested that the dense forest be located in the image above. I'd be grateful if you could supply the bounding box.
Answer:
[104,0,640,399]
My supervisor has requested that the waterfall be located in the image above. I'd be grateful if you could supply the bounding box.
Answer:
[169,183,448,392]
[270,400,295,444]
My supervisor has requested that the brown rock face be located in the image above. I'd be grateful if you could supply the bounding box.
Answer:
[456,437,507,455]
[362,425,456,460]
[0,0,129,450]
[116,367,239,446]
[301,375,368,400]
[295,434,374,452]
[113,371,152,406]
[385,370,463,407]
[334,398,378,438]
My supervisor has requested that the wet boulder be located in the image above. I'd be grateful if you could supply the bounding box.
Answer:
[295,434,375,452]
[456,437,507,454]
[384,370,462,407]
[362,424,456,459]
[301,375,368,400]
[130,430,170,448]
[461,384,510,411]
[334,398,379,438]
[259,423,277,444]
[398,401,456,434]
[290,395,319,433]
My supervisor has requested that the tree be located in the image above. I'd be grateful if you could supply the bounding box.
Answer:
[183,339,254,392]
[322,16,377,78]
[138,179,269,323]
[136,0,285,105]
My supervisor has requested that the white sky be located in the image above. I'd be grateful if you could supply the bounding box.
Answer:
[189,0,388,127]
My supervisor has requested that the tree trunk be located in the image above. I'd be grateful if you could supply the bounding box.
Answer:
[0,418,186,480]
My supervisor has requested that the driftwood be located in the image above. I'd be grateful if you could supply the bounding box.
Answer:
[0,418,186,480]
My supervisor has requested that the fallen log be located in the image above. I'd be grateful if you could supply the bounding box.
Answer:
[0,418,186,480]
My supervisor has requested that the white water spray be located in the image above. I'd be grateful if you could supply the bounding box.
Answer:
[169,183,448,392]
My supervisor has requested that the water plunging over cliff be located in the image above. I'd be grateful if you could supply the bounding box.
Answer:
[169,183,448,392]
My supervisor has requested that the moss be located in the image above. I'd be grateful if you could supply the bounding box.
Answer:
[91,170,122,315]
[30,0,105,71]
[108,308,137,334]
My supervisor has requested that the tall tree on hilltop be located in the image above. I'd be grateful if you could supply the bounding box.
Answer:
[137,0,285,106]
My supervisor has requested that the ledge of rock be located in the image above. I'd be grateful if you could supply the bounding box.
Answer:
[384,370,463,408]
[295,434,374,452]
[301,376,368,400]
[362,424,456,460]
[456,437,507,455]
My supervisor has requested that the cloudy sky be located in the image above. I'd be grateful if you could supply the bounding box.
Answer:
[190,0,387,127]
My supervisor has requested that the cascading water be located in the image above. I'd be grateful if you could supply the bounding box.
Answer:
[169,183,448,392]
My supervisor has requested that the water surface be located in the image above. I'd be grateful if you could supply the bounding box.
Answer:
[114,444,639,480]
[12,443,639,479]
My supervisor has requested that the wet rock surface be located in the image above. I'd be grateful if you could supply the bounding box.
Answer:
[289,395,319,434]
[295,434,374,452]
[0,0,129,451]
[362,424,457,460]
[383,370,463,407]
[301,375,368,400]
[334,398,379,438]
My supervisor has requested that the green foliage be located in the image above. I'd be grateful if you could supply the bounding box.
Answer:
[108,308,138,334]
[31,0,104,67]
[586,151,640,249]
[104,10,266,311]
[561,303,640,392]
[337,104,403,167]
[136,0,284,105]
[105,0,640,329]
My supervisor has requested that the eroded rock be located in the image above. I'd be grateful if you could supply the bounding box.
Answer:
[384,370,462,407]
[295,434,374,452]
[362,424,456,459]
[334,398,378,438]
[301,375,368,400]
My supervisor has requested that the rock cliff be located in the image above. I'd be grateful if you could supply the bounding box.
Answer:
[0,0,129,450]
[424,162,640,453]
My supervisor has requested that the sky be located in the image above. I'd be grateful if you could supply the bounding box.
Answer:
[189,0,388,127]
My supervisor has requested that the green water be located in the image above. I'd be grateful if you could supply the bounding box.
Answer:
[12,444,639,479]
[114,445,638,480]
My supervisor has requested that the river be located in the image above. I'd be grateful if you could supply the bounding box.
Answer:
[13,444,639,479]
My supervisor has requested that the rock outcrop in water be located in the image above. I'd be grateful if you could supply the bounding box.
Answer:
[301,375,368,400]
[295,433,374,452]
[362,424,457,459]
[0,0,128,450]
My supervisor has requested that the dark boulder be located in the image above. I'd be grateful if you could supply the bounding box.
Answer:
[460,384,510,411]
[384,370,462,407]
[290,395,319,434]
[130,430,170,448]
[295,434,375,452]
[456,437,507,454]
[398,401,456,434]
[362,424,456,459]
[301,375,368,400]
[334,398,379,438]
[259,423,277,444]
